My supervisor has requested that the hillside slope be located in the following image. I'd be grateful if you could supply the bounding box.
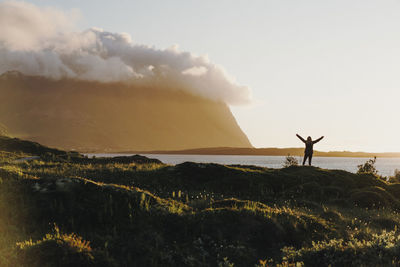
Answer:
[0,71,251,151]
[2,138,400,266]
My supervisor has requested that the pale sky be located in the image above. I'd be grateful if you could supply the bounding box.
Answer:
[17,0,400,152]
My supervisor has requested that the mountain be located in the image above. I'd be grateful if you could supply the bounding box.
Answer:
[0,71,252,151]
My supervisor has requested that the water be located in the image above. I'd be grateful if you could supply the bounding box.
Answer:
[85,153,400,177]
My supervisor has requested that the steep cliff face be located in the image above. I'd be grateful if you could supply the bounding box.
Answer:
[0,72,252,151]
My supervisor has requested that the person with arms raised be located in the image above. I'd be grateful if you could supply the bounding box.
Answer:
[296,134,324,166]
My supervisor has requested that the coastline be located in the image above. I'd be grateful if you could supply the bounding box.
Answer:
[108,147,400,158]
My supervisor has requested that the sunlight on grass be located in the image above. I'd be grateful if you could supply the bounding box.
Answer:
[1,141,400,266]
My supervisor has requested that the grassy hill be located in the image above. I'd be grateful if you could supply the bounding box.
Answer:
[1,138,400,266]
[0,135,70,156]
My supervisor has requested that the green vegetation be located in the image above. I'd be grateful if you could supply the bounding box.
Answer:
[389,169,400,183]
[283,155,299,167]
[0,136,76,158]
[1,137,400,266]
[357,157,378,176]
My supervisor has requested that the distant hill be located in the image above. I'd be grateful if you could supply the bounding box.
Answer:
[132,147,400,158]
[0,135,69,156]
[0,71,252,152]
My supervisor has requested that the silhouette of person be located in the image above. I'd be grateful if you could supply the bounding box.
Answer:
[296,134,324,166]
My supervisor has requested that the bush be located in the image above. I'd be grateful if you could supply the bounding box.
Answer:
[15,225,115,267]
[388,169,400,183]
[283,154,299,167]
[280,231,400,266]
[357,157,378,175]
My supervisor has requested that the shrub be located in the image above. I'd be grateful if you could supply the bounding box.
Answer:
[280,231,400,266]
[395,169,400,178]
[388,169,400,183]
[15,225,115,267]
[357,157,378,175]
[283,154,299,167]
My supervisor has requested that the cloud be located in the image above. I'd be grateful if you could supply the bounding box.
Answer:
[0,1,251,105]
[182,66,208,76]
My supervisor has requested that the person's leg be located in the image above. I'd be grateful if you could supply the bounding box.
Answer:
[308,154,313,166]
[303,154,307,165]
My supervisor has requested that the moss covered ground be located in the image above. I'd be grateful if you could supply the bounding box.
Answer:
[1,136,400,266]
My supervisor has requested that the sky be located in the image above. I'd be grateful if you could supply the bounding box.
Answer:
[5,0,400,152]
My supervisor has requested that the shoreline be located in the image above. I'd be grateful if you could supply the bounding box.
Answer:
[83,147,400,158]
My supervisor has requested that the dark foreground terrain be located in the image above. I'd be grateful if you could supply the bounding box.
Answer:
[1,136,400,266]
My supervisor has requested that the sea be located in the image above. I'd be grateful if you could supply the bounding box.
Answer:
[85,154,400,177]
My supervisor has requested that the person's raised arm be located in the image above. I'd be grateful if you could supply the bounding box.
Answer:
[296,134,306,143]
[313,136,324,144]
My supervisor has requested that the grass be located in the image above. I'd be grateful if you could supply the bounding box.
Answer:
[1,137,400,266]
